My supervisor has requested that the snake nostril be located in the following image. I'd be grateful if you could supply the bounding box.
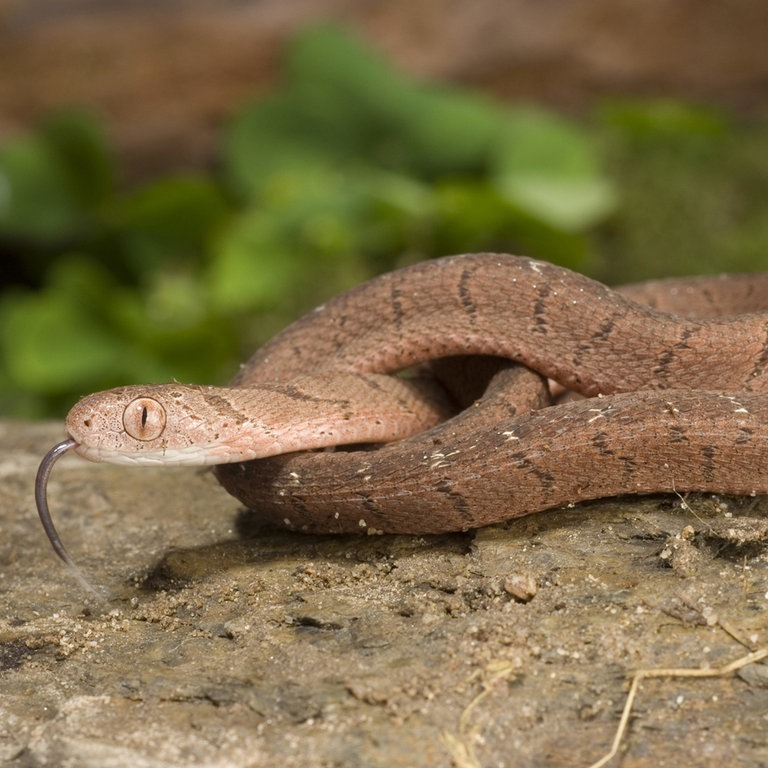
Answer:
[83,418,92,428]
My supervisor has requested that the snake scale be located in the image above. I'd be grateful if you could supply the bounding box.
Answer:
[36,253,768,572]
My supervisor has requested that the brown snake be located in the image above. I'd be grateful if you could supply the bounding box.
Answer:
[36,253,768,577]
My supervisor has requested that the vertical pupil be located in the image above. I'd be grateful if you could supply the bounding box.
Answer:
[141,406,148,428]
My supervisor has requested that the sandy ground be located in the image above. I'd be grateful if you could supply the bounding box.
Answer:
[2,419,768,767]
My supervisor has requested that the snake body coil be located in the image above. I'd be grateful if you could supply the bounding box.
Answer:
[213,254,768,532]
[38,254,768,554]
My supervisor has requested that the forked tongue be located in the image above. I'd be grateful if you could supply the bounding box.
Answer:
[35,439,107,600]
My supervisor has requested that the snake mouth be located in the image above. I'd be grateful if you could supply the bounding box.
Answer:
[70,441,245,466]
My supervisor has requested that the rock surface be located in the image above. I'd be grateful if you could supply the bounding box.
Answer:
[2,419,768,767]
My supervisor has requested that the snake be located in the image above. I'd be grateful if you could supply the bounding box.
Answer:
[36,253,768,579]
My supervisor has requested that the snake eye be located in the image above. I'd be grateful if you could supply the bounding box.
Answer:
[123,397,167,441]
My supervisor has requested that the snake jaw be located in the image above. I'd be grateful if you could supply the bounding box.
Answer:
[69,440,246,467]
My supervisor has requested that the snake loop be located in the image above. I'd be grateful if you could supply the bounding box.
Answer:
[37,254,768,563]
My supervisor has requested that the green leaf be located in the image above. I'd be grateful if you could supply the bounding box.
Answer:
[111,175,230,272]
[0,111,113,242]
[0,258,126,393]
[224,25,512,199]
[209,170,374,317]
[0,134,88,241]
[223,93,342,200]
[498,174,615,231]
[493,108,616,230]
[387,87,505,177]
[599,99,727,141]
[209,211,304,313]
[432,180,591,267]
[42,111,115,207]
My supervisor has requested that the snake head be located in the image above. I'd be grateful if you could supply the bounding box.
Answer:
[64,372,451,467]
[65,384,253,466]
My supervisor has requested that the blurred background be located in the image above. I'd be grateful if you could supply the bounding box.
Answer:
[2,0,767,418]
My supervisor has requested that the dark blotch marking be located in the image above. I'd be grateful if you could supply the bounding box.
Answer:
[656,326,696,376]
[510,451,531,468]
[700,444,717,481]
[391,283,405,331]
[507,453,554,489]
[620,455,638,482]
[277,383,350,410]
[457,266,478,321]
[592,431,615,456]
[357,492,381,515]
[528,465,556,491]
[591,312,619,343]
[532,282,552,333]
[435,478,474,524]
[203,393,251,424]
[668,425,688,444]
[748,321,768,383]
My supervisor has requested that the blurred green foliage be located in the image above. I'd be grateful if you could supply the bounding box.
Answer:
[596,99,768,282]
[1,25,768,419]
